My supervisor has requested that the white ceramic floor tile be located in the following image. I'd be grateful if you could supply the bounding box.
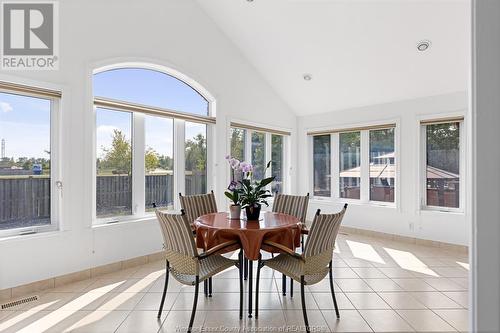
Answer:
[283,310,330,332]
[359,309,415,332]
[434,309,469,332]
[115,310,168,333]
[336,279,374,292]
[351,267,387,279]
[312,292,355,310]
[378,292,427,310]
[345,293,391,310]
[392,278,437,292]
[410,292,462,309]
[160,310,207,333]
[363,279,404,292]
[442,292,468,308]
[396,309,456,332]
[322,309,373,332]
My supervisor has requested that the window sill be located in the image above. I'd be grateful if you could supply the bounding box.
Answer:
[310,198,397,209]
[0,229,62,243]
[419,207,465,215]
[92,215,158,229]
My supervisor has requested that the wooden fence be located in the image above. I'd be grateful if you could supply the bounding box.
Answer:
[1,173,206,226]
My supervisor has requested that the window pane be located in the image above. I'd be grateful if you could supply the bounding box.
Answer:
[313,135,331,197]
[93,68,208,116]
[339,132,360,199]
[96,108,133,218]
[0,92,51,230]
[251,132,266,181]
[230,128,246,183]
[271,134,284,194]
[369,128,395,202]
[426,122,460,208]
[185,122,207,195]
[145,115,174,211]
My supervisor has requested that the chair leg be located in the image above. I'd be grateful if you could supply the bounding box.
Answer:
[282,274,287,296]
[329,261,340,319]
[301,234,305,251]
[255,254,262,319]
[188,276,200,333]
[239,250,243,320]
[208,277,213,297]
[204,280,208,297]
[244,257,248,280]
[157,260,169,318]
[300,276,310,333]
[290,277,293,298]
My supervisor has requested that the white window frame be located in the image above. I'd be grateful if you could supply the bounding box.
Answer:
[0,85,62,238]
[91,65,215,225]
[308,121,399,208]
[419,117,465,213]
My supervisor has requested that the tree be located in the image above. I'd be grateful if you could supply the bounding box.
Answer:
[100,129,132,175]
[230,128,245,161]
[145,147,160,173]
[185,133,207,173]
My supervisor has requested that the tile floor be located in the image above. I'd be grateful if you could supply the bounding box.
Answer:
[0,233,469,332]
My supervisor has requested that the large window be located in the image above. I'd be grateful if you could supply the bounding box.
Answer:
[424,121,461,209]
[339,132,361,199]
[229,125,288,194]
[313,135,331,197]
[93,67,213,223]
[310,124,396,203]
[0,85,60,235]
[369,128,395,203]
[185,122,207,195]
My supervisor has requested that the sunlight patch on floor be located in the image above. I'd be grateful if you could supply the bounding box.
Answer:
[63,271,162,331]
[0,300,58,332]
[16,282,124,333]
[456,261,469,270]
[346,240,386,264]
[383,247,439,277]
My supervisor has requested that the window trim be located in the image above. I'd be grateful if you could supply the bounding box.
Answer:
[0,85,62,238]
[419,116,465,213]
[91,64,215,225]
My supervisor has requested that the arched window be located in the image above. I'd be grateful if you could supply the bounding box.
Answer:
[93,65,214,222]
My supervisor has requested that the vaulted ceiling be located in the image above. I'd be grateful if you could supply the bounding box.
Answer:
[196,0,470,116]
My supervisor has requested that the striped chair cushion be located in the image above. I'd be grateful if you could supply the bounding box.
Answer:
[155,210,198,258]
[272,193,309,223]
[303,207,346,258]
[179,191,218,224]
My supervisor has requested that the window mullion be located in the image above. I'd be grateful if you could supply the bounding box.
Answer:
[174,119,186,210]
[132,113,145,217]
[360,130,370,202]
[331,133,340,200]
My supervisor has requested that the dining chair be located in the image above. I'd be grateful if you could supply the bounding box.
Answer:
[272,192,309,297]
[255,205,348,333]
[179,190,218,296]
[155,209,244,332]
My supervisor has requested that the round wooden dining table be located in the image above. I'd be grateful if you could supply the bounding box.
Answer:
[194,211,302,318]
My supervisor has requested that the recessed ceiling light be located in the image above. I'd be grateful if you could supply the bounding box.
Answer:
[303,74,312,81]
[417,40,431,52]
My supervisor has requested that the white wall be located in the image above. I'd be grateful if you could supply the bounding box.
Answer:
[297,92,470,246]
[0,0,296,289]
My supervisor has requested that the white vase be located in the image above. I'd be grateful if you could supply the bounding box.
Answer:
[229,205,241,219]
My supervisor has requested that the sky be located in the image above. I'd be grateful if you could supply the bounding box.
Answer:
[0,92,51,160]
[1,68,208,161]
